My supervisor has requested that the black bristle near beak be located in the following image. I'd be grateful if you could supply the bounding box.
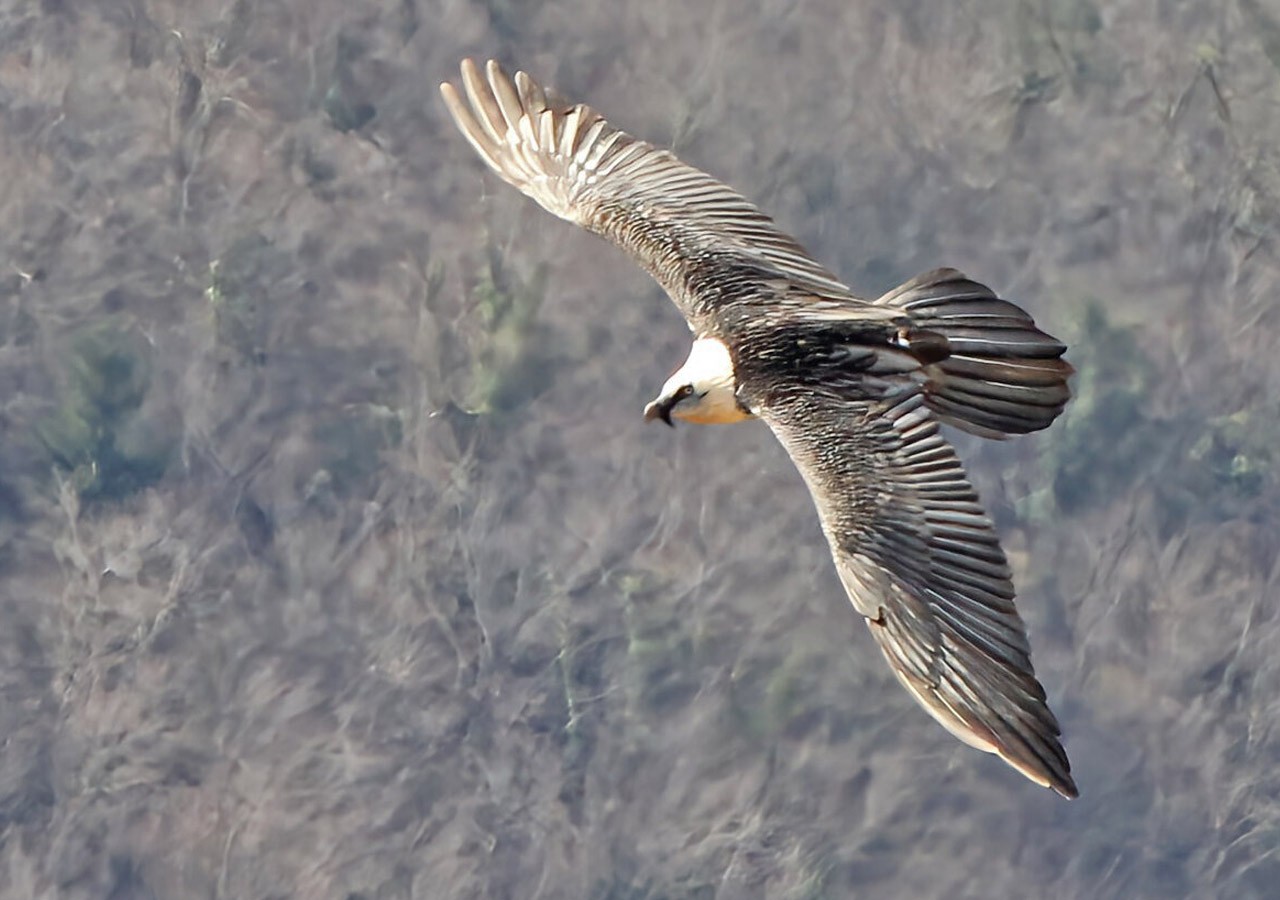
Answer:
[643,399,675,427]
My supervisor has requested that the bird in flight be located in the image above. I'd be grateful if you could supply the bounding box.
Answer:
[440,59,1077,798]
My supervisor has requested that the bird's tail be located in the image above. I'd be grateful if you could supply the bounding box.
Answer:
[878,269,1074,439]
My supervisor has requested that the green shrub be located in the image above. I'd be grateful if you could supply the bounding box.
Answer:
[38,322,173,501]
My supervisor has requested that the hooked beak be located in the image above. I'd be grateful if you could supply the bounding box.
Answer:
[643,397,675,427]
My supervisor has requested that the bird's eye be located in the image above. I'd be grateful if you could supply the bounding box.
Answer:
[676,384,695,400]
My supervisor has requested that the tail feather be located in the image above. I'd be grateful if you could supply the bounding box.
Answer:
[879,269,1073,439]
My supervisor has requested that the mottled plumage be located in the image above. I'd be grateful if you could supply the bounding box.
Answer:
[441,59,1077,798]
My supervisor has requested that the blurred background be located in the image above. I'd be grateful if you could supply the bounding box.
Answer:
[1,0,1278,897]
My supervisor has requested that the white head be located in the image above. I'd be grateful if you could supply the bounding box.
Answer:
[643,337,752,426]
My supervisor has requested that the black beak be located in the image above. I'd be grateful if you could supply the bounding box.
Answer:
[643,398,675,427]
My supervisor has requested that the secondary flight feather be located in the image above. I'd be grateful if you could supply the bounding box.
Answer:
[441,58,1078,798]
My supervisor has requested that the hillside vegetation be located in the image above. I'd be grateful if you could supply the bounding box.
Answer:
[1,1,1278,897]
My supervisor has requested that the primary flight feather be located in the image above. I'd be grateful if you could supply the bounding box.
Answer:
[441,59,1077,798]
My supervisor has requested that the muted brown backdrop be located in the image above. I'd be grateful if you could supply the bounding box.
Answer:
[1,0,1278,897]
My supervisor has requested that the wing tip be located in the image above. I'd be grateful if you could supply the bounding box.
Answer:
[973,697,1078,800]
[869,614,1078,800]
[1054,775,1080,800]
[1000,746,1079,800]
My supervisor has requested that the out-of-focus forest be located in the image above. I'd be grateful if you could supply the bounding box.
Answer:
[1,0,1278,897]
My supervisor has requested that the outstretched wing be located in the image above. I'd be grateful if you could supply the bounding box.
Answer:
[439,59,860,330]
[759,386,1077,797]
